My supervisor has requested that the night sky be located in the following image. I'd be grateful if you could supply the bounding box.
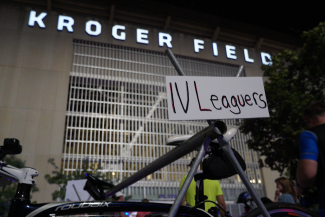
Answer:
[153,0,325,37]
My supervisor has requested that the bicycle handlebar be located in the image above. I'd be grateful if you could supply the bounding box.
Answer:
[0,138,38,185]
[0,138,22,160]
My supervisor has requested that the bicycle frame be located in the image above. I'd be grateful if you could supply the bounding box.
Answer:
[1,124,218,216]
[104,122,220,198]
[166,49,270,217]
[1,49,271,217]
[104,49,271,217]
[1,125,220,216]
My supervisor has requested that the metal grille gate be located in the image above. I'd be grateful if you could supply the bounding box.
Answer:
[62,39,264,201]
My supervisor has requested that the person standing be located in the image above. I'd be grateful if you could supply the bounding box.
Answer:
[296,102,325,216]
[179,158,226,217]
[136,199,151,217]
[113,191,127,217]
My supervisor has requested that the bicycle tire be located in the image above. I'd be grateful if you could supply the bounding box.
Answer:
[21,201,212,217]
[244,202,320,217]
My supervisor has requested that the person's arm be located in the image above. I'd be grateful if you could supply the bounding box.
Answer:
[179,176,187,206]
[118,196,127,217]
[216,195,226,217]
[181,196,186,205]
[296,131,318,193]
[296,159,317,190]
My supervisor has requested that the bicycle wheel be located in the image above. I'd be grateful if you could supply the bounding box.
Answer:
[54,210,209,217]
[244,202,320,217]
[27,201,212,217]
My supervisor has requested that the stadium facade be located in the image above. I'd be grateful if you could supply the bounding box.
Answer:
[0,0,301,203]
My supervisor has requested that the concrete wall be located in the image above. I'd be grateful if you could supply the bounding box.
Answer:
[260,155,281,200]
[0,4,271,202]
[0,6,72,202]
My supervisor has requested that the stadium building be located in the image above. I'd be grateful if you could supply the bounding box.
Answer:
[0,0,302,204]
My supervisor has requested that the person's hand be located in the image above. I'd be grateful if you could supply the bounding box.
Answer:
[274,189,280,201]
[275,188,280,197]
[181,197,186,206]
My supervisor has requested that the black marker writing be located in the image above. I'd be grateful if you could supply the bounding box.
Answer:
[175,81,190,113]
[237,95,245,107]
[245,94,253,106]
[258,94,267,108]
[230,96,241,114]
[210,95,222,110]
[169,82,176,113]
[222,96,230,108]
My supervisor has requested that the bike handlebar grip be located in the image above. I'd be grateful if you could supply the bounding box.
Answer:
[3,138,22,155]
[0,138,22,160]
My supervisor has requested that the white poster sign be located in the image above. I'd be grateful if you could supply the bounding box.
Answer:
[166,76,269,120]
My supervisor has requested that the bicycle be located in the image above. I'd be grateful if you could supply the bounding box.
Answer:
[163,133,319,217]
[0,128,319,217]
[1,125,220,217]
[235,192,317,217]
[0,49,320,217]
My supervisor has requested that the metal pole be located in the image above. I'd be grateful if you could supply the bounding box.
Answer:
[165,49,186,76]
[165,49,270,216]
[236,65,244,77]
[165,49,215,125]
[168,138,211,217]
[215,128,271,217]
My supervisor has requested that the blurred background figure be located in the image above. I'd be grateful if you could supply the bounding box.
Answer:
[237,191,255,213]
[297,102,325,216]
[113,191,127,217]
[136,199,151,217]
[274,177,298,204]
[113,191,125,202]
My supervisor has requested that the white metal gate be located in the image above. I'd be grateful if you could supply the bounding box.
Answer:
[62,39,264,201]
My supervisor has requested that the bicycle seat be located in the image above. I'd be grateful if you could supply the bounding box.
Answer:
[84,173,115,200]
[166,128,237,146]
